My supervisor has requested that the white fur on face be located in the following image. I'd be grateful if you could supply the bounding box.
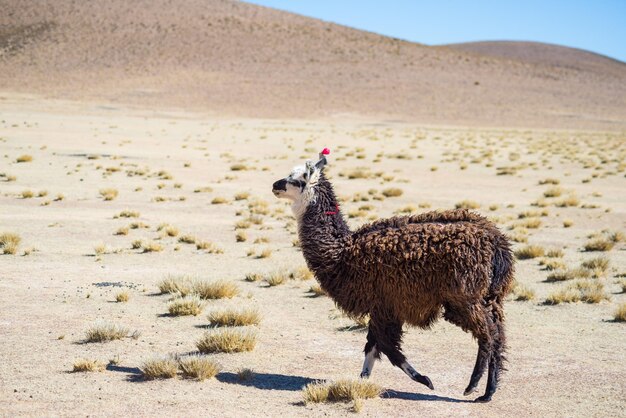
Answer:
[277,162,320,219]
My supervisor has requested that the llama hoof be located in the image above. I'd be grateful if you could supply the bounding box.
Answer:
[474,394,492,403]
[414,374,434,390]
[463,386,478,396]
[359,372,370,379]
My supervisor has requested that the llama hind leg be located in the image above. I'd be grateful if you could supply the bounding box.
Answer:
[443,303,493,397]
[372,320,434,390]
[475,304,507,402]
[360,328,380,378]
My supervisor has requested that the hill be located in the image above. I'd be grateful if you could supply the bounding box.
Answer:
[1,0,625,129]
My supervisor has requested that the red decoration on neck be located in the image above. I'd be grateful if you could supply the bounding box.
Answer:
[321,148,330,155]
[325,204,340,215]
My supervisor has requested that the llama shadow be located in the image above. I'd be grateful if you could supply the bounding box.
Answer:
[382,389,472,403]
[216,372,316,391]
[106,364,144,382]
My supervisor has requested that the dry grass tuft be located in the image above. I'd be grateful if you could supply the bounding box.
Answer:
[291,266,314,281]
[511,281,535,301]
[178,234,197,244]
[196,328,257,353]
[583,238,614,252]
[543,186,563,198]
[207,308,261,327]
[563,219,573,228]
[72,359,105,372]
[581,256,610,276]
[303,379,383,404]
[158,275,193,296]
[545,280,610,305]
[309,283,326,297]
[178,355,220,381]
[195,240,224,253]
[99,188,119,201]
[16,154,33,163]
[546,268,590,282]
[141,241,164,253]
[21,190,34,199]
[235,230,247,242]
[85,323,129,342]
[265,272,288,287]
[455,200,480,210]
[514,245,545,260]
[538,178,560,185]
[0,232,21,255]
[193,280,240,300]
[115,210,140,218]
[244,273,263,282]
[115,291,129,303]
[614,304,626,322]
[211,197,228,204]
[168,296,205,316]
[381,188,403,198]
[142,357,179,380]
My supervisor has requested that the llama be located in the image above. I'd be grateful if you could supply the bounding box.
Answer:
[272,149,514,402]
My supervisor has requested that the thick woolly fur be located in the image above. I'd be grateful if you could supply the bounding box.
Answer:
[273,162,514,402]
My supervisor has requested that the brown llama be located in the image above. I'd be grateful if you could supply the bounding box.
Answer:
[272,149,514,402]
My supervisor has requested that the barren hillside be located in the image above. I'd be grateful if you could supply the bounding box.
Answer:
[1,0,625,129]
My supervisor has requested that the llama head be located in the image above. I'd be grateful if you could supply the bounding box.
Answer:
[272,150,329,213]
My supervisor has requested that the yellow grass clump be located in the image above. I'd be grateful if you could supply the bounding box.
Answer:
[266,272,288,286]
[85,323,129,342]
[196,241,224,253]
[158,275,193,296]
[196,328,257,353]
[614,304,626,322]
[72,359,105,373]
[141,357,179,380]
[168,296,205,316]
[115,291,129,302]
[303,379,383,404]
[511,281,535,301]
[514,245,545,260]
[21,190,34,199]
[193,280,240,300]
[16,154,33,163]
[99,188,119,201]
[583,237,614,252]
[291,266,314,281]
[309,284,326,297]
[236,230,247,242]
[141,241,164,253]
[178,355,220,381]
[455,200,480,210]
[381,188,403,197]
[543,186,563,198]
[545,281,610,305]
[581,256,610,277]
[207,308,261,327]
[0,232,21,255]
[115,210,140,218]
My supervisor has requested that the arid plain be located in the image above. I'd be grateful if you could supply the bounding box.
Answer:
[1,94,624,417]
[1,0,626,416]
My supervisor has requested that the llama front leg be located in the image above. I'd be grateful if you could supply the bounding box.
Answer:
[360,328,380,378]
[372,320,434,390]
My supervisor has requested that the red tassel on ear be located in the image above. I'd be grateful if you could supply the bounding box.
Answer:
[321,148,330,155]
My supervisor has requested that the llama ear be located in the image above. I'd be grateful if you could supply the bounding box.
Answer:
[315,156,327,170]
[305,160,316,177]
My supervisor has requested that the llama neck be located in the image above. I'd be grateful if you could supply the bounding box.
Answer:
[295,173,351,279]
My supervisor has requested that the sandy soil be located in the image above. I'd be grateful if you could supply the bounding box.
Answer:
[0,95,624,417]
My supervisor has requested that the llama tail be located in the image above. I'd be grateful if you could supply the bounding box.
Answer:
[490,237,515,300]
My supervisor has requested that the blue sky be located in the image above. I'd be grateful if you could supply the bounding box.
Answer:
[246,1,626,62]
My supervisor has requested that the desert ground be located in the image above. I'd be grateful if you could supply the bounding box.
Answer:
[0,93,624,417]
